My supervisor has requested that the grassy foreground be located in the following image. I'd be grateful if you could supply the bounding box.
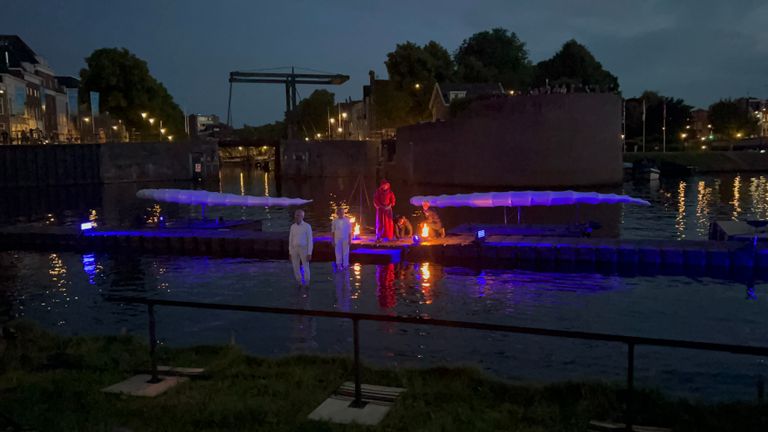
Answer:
[1,322,767,432]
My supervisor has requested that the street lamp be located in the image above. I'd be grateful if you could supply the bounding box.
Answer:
[160,128,167,135]
[149,118,156,126]
[337,127,342,133]
[341,112,348,119]
[167,135,174,142]
[315,133,321,139]
[681,133,687,139]
[414,83,421,90]
[736,132,743,138]
[329,118,335,124]
[141,112,148,119]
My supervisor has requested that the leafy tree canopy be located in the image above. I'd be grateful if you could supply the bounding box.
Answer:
[708,99,759,140]
[534,39,619,91]
[384,41,454,124]
[624,91,693,148]
[296,89,335,138]
[454,28,533,91]
[79,48,184,138]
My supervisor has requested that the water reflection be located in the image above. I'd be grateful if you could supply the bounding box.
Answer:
[333,270,351,312]
[376,263,396,309]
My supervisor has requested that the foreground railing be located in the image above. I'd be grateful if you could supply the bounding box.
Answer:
[107,296,768,430]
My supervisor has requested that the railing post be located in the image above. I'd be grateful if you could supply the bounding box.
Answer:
[625,342,635,432]
[349,318,366,408]
[147,303,162,384]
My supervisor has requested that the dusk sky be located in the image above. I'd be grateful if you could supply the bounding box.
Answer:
[6,0,768,127]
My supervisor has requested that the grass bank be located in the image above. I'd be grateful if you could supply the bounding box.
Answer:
[1,322,767,431]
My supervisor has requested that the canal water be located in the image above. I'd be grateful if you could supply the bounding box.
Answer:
[2,165,768,401]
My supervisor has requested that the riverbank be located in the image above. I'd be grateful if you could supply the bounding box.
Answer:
[2,322,766,431]
[624,151,768,173]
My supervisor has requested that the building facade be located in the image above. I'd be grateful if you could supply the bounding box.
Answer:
[0,35,78,144]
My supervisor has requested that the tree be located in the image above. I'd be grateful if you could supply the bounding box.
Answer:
[534,39,619,91]
[708,99,759,140]
[79,48,185,139]
[296,89,335,137]
[235,122,286,141]
[625,91,692,150]
[384,40,455,124]
[454,28,533,91]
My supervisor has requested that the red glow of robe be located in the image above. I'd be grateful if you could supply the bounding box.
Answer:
[374,186,395,240]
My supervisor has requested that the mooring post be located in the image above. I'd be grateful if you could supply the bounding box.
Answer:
[147,303,161,384]
[625,342,635,431]
[349,318,366,408]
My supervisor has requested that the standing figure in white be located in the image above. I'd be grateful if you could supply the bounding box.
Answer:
[332,207,352,270]
[288,209,313,285]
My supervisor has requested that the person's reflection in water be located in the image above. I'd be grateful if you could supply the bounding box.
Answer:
[334,268,351,312]
[289,285,317,353]
[376,263,396,309]
[746,282,758,300]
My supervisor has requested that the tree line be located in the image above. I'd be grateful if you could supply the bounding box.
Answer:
[76,29,760,145]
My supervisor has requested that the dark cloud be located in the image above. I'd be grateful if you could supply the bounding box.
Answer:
[5,0,766,124]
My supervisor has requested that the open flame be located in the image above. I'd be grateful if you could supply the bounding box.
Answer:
[421,223,429,238]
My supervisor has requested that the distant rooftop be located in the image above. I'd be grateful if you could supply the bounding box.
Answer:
[0,35,41,70]
[435,83,505,105]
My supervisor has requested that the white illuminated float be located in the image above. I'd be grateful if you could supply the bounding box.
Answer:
[137,189,312,207]
[410,191,650,208]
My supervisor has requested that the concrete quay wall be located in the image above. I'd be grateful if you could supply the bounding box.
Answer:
[0,140,219,187]
[279,139,378,178]
[389,94,623,187]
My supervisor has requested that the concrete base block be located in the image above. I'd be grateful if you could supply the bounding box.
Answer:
[101,374,188,397]
[308,382,405,426]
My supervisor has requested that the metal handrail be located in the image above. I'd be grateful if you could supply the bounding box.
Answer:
[107,295,768,430]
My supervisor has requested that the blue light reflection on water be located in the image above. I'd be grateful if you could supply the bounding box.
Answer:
[2,251,768,401]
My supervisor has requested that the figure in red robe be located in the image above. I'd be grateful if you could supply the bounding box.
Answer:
[374,179,395,241]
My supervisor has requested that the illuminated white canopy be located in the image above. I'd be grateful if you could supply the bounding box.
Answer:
[136,189,312,207]
[410,191,650,208]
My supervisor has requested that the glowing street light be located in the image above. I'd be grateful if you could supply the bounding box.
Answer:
[83,117,91,123]
[329,118,335,124]
[167,135,174,142]
[337,127,342,133]
[149,118,156,125]
[141,112,148,119]
[414,83,421,90]
[736,132,743,138]
[680,133,687,139]
[315,133,321,138]
[160,128,167,135]
[508,90,515,95]
[111,125,118,131]
[341,112,348,119]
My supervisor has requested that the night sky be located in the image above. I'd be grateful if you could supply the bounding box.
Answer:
[6,0,768,126]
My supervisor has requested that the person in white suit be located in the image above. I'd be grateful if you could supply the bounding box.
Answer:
[331,207,352,269]
[288,209,313,285]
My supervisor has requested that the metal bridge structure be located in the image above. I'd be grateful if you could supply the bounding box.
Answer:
[226,67,349,139]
